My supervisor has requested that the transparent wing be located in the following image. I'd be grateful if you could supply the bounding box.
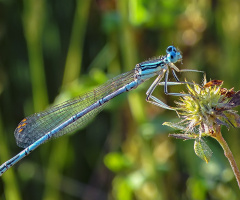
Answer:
[15,70,136,148]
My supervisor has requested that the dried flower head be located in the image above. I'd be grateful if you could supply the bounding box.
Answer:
[164,77,240,163]
[178,78,240,133]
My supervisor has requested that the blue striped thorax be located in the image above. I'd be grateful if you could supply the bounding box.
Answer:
[136,45,182,81]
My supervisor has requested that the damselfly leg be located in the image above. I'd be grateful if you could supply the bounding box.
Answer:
[146,62,204,110]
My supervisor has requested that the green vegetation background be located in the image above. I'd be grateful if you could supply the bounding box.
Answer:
[0,0,240,199]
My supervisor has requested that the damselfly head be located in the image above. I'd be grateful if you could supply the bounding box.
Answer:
[166,45,182,63]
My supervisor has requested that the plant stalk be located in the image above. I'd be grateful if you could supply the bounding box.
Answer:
[212,126,240,189]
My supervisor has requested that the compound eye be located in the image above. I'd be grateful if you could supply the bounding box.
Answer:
[167,52,177,62]
[167,46,173,53]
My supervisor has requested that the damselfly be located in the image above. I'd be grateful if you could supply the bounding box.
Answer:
[0,45,202,175]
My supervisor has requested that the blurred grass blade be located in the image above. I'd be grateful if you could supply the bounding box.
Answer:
[0,114,21,200]
[22,0,49,111]
[62,0,91,85]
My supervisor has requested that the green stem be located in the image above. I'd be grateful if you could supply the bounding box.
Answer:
[212,127,240,189]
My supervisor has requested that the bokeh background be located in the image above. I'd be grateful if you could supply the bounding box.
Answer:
[0,0,240,199]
